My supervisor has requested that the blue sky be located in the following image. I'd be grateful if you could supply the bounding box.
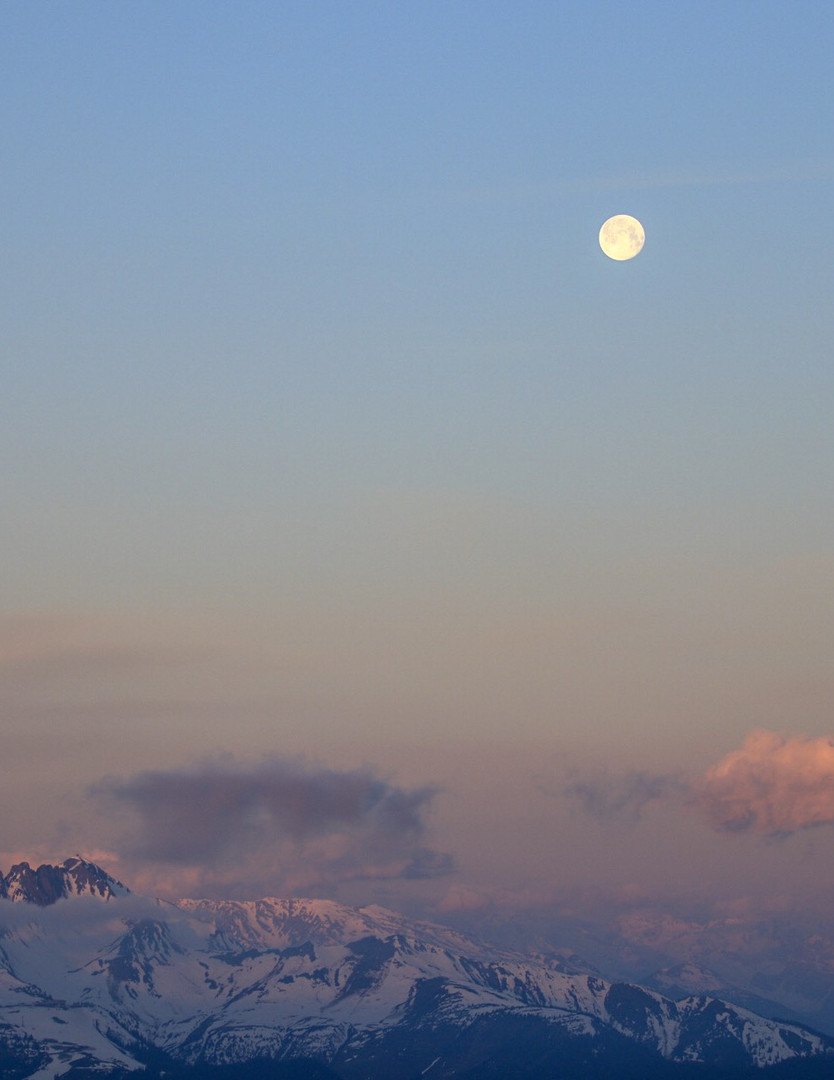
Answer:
[2,2,834,944]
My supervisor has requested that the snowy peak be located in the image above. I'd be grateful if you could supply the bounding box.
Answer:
[176,895,492,959]
[1,856,129,905]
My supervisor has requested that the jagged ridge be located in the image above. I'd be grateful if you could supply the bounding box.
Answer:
[1,855,129,905]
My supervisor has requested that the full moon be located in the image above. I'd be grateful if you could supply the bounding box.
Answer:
[599,214,645,261]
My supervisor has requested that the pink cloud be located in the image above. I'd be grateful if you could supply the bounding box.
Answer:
[693,729,834,836]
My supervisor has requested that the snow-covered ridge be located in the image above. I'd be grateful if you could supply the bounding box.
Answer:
[0,859,832,1079]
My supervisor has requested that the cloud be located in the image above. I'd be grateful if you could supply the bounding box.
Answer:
[91,758,452,898]
[561,730,834,840]
[563,769,683,824]
[692,729,834,836]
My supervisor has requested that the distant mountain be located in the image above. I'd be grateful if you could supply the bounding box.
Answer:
[2,855,129,905]
[643,961,811,1029]
[455,903,834,1039]
[0,860,832,1080]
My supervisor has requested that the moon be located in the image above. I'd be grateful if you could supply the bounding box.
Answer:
[599,214,645,261]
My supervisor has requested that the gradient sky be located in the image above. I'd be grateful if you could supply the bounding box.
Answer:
[3,1,834,954]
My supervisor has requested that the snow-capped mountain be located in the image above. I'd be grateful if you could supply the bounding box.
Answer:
[0,861,831,1080]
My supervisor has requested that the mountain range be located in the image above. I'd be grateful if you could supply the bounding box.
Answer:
[0,857,832,1080]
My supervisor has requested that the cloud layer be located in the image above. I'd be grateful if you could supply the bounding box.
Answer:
[692,729,834,836]
[92,759,452,897]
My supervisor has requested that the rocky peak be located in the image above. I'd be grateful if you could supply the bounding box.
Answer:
[2,856,129,906]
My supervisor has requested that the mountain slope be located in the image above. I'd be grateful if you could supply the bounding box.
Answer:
[0,861,831,1080]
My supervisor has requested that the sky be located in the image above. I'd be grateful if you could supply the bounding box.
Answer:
[2,0,834,976]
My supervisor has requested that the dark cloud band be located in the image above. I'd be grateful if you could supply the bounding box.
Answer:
[91,758,452,892]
